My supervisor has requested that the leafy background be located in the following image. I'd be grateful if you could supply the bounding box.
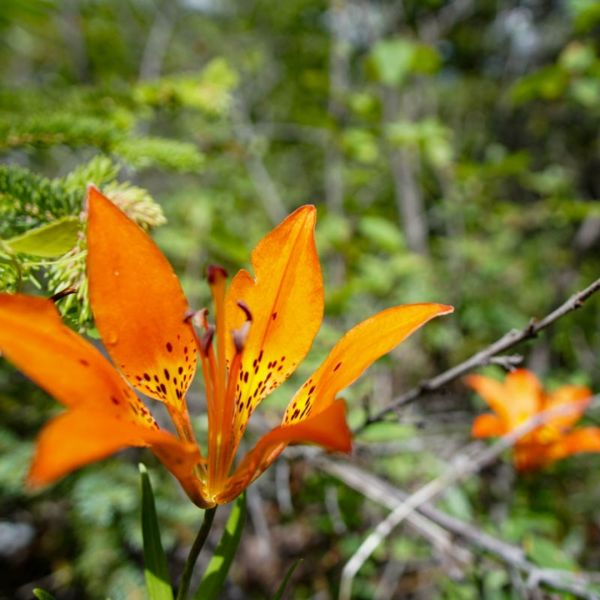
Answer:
[1,0,600,598]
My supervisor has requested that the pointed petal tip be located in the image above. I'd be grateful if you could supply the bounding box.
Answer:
[421,303,453,317]
[86,184,104,205]
[289,204,317,225]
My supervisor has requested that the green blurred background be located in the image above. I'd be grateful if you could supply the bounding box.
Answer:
[1,0,600,598]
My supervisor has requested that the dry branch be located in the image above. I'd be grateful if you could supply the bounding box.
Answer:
[318,457,600,600]
[337,402,598,600]
[357,275,600,433]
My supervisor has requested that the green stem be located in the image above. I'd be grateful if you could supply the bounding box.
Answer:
[176,506,217,600]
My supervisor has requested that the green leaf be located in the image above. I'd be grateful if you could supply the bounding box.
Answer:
[4,216,80,257]
[369,38,415,86]
[33,589,57,600]
[525,534,579,571]
[193,493,247,600]
[139,464,174,600]
[272,559,302,600]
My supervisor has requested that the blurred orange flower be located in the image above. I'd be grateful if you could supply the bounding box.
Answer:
[467,369,600,471]
[0,187,453,507]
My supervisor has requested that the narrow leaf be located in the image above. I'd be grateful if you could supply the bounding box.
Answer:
[193,493,247,600]
[5,216,80,257]
[140,463,174,600]
[272,558,303,600]
[33,590,57,600]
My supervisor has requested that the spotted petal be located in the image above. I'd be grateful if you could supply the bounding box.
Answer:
[283,303,454,425]
[87,186,197,411]
[217,399,350,504]
[225,205,323,447]
[0,294,153,423]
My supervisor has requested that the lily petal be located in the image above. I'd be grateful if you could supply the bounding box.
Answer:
[28,409,198,485]
[545,427,600,463]
[466,369,542,429]
[542,385,591,433]
[87,186,197,411]
[217,399,350,504]
[504,369,543,423]
[225,205,323,445]
[0,293,154,426]
[283,303,453,424]
[0,293,205,500]
[472,413,507,438]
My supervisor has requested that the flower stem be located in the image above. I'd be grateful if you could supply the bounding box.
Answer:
[176,506,217,600]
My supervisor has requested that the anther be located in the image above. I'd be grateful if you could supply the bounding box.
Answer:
[200,326,215,355]
[237,301,253,322]
[184,308,209,329]
[207,264,228,284]
[232,321,251,354]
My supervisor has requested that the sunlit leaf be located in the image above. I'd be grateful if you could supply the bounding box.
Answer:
[4,216,79,257]
[140,464,174,600]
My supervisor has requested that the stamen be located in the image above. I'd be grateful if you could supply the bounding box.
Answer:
[207,264,227,284]
[237,301,253,322]
[184,307,209,329]
[232,321,251,354]
[207,264,228,403]
[200,326,215,356]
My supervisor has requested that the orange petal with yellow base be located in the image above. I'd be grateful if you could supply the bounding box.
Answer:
[542,385,591,433]
[284,303,454,424]
[224,205,324,445]
[217,399,350,504]
[504,370,543,423]
[466,370,542,429]
[87,186,197,412]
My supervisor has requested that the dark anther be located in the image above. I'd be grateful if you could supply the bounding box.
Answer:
[237,300,253,322]
[200,326,215,355]
[50,287,77,303]
[184,307,208,329]
[232,320,251,354]
[207,264,228,284]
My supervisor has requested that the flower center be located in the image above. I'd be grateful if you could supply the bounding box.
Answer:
[187,265,252,499]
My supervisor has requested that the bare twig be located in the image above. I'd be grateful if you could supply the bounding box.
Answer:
[357,276,600,432]
[338,402,594,600]
[319,457,600,599]
[230,103,287,225]
[139,0,178,81]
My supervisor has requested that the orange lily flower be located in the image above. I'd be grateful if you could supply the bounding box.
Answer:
[467,369,600,471]
[0,187,453,507]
